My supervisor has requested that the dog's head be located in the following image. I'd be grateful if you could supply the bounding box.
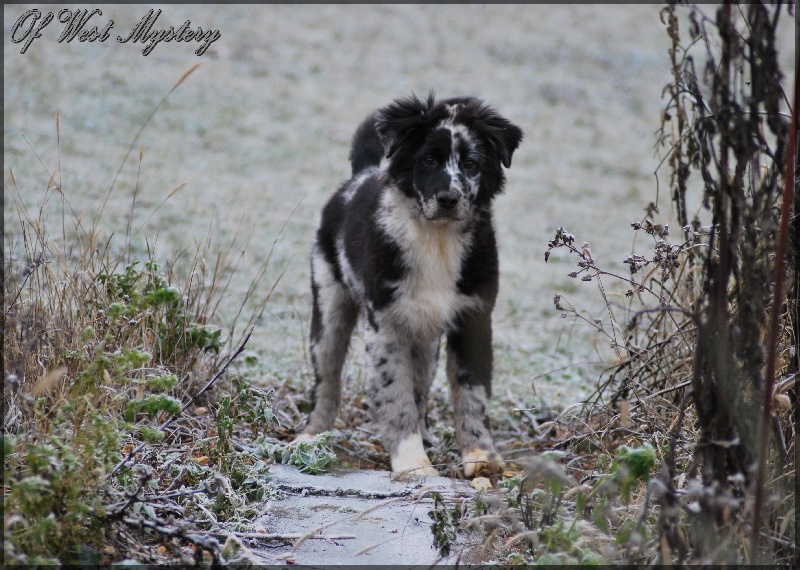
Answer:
[374,93,523,222]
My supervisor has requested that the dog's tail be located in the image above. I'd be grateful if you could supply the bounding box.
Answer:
[349,112,384,176]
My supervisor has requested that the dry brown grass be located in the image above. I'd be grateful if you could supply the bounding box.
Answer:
[3,68,281,566]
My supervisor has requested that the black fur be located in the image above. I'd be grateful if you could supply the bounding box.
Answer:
[301,93,522,476]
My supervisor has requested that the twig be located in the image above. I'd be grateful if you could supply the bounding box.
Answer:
[643,380,692,403]
[108,326,254,480]
[121,515,221,564]
[751,75,796,559]
[774,372,798,395]
[209,530,356,542]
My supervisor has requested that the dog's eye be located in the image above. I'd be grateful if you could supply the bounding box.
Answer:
[422,156,438,167]
[462,159,478,172]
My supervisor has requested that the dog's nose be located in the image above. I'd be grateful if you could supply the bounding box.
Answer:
[436,190,459,210]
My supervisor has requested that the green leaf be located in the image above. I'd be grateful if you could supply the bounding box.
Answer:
[140,427,165,443]
[125,395,182,421]
[282,433,337,474]
[145,374,178,392]
[2,435,16,461]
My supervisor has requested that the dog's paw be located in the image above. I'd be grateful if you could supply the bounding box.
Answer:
[462,448,505,478]
[391,432,439,477]
[397,465,440,477]
[290,432,314,445]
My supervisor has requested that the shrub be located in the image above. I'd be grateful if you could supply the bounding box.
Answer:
[3,66,278,565]
[453,2,794,566]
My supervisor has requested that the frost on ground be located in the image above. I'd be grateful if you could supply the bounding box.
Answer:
[4,5,795,412]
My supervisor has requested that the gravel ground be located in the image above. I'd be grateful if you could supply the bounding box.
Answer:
[5,5,795,411]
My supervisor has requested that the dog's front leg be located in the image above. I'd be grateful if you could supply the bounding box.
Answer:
[413,339,440,447]
[365,325,439,476]
[447,310,505,477]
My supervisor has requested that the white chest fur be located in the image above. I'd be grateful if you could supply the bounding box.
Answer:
[377,189,479,337]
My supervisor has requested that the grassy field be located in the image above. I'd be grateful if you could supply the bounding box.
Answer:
[5,5,706,405]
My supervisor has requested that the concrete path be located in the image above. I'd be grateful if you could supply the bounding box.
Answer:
[250,464,477,565]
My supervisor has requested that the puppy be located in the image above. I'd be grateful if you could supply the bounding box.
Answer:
[297,93,523,476]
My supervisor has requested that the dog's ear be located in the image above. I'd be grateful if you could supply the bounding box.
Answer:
[374,93,436,158]
[473,105,523,168]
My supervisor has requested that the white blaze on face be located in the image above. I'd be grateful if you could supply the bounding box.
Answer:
[444,142,462,188]
[443,123,481,199]
[418,123,482,221]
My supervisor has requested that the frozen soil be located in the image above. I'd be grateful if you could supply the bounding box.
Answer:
[5,5,795,424]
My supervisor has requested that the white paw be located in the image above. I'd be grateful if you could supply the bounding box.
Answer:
[391,432,439,477]
[290,432,314,445]
[462,448,504,478]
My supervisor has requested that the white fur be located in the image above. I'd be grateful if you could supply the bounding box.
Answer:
[342,168,378,203]
[310,246,345,320]
[310,246,354,376]
[391,431,438,476]
[442,122,481,201]
[336,233,365,304]
[376,188,481,337]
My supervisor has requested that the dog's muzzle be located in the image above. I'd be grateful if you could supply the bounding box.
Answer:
[436,190,460,211]
[422,190,469,221]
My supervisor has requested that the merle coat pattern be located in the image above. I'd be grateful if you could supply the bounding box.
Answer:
[298,94,523,476]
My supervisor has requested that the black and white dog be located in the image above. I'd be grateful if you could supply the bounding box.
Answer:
[297,94,523,476]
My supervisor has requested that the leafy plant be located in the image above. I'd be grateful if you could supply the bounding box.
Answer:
[428,492,466,558]
[262,432,338,475]
[598,444,657,505]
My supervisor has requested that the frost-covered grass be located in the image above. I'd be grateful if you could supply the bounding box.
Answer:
[4,5,695,379]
